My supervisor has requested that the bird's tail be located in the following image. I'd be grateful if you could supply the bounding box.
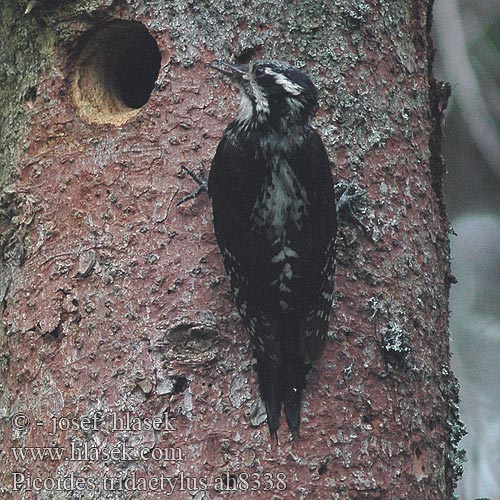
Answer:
[256,356,281,440]
[282,336,306,439]
[256,319,307,440]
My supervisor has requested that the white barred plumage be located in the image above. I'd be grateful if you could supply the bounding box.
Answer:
[207,59,337,439]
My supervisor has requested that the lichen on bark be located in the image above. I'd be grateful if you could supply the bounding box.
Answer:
[0,1,56,187]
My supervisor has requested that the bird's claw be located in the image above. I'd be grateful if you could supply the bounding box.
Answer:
[177,163,209,206]
[336,177,367,232]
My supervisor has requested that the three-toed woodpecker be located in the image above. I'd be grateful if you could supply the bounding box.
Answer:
[188,60,337,439]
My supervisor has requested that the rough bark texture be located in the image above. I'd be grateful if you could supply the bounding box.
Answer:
[0,0,464,499]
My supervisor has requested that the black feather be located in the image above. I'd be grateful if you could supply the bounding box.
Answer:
[208,60,337,438]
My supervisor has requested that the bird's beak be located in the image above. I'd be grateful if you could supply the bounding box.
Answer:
[208,60,249,81]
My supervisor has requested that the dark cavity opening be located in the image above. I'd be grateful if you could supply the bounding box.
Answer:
[72,20,161,125]
[172,375,189,394]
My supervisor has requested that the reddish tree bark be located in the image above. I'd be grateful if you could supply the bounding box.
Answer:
[0,0,463,498]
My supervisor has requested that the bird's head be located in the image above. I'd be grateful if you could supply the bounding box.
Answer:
[210,59,319,129]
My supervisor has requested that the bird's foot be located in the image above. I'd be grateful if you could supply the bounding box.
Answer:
[336,177,367,232]
[177,163,208,206]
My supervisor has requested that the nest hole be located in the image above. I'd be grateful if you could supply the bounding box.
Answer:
[72,20,161,126]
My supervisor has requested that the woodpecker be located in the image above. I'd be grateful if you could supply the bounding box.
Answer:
[182,60,337,439]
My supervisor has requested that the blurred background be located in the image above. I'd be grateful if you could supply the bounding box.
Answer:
[432,0,500,499]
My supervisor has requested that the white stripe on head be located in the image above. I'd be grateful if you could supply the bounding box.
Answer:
[236,92,254,123]
[264,68,303,96]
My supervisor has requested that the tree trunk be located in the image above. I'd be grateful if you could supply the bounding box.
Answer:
[0,0,464,498]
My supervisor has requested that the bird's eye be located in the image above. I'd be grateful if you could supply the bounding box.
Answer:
[254,66,266,77]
